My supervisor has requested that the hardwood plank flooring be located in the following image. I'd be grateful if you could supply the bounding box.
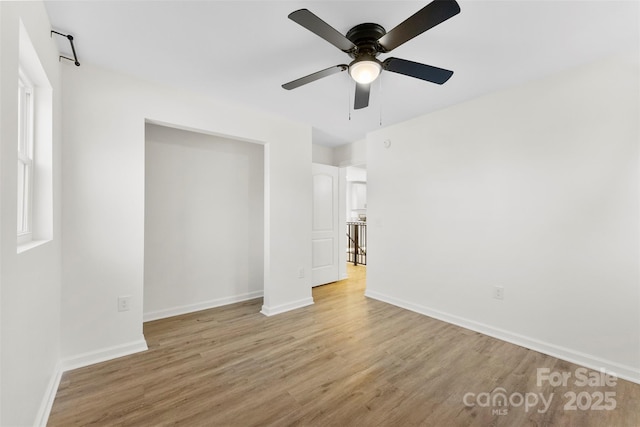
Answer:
[49,265,640,426]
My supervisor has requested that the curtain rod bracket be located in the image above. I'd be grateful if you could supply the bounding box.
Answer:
[51,30,80,66]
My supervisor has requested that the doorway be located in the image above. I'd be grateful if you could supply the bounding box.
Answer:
[311,163,367,288]
[345,165,367,267]
[143,123,264,321]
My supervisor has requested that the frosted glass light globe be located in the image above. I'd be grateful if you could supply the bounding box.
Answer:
[349,59,381,84]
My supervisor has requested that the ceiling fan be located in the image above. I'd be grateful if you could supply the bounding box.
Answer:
[282,0,461,110]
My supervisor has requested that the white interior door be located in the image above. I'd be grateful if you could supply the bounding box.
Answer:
[312,163,340,287]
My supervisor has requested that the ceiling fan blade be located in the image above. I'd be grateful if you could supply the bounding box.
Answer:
[288,9,356,52]
[354,83,370,110]
[282,65,348,90]
[383,57,453,84]
[377,0,460,52]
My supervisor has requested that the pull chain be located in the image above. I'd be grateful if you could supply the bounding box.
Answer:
[348,76,352,121]
[379,74,383,126]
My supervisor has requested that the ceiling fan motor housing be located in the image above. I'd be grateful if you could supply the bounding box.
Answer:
[345,23,387,58]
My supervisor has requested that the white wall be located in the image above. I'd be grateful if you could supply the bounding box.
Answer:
[312,139,368,167]
[366,55,640,382]
[334,138,366,167]
[0,2,62,425]
[312,143,334,166]
[144,124,264,320]
[61,63,312,367]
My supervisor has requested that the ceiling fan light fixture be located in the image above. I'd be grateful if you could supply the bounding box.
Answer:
[283,0,461,109]
[349,58,382,84]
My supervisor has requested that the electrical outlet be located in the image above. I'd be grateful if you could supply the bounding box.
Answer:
[118,296,131,312]
[493,286,504,300]
[298,267,305,278]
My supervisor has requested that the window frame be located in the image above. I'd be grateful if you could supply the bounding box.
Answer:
[17,68,34,245]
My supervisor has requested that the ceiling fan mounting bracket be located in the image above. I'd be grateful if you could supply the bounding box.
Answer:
[345,23,386,58]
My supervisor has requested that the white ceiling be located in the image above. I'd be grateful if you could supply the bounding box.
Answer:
[44,1,638,147]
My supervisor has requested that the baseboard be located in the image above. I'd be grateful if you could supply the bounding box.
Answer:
[261,297,314,316]
[365,289,640,385]
[61,338,148,372]
[143,291,263,322]
[34,361,62,427]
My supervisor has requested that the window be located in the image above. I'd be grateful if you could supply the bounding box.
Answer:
[17,20,53,252]
[17,69,34,244]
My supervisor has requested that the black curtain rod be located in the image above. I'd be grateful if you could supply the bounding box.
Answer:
[51,30,80,66]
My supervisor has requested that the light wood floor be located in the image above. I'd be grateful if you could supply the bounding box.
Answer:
[49,265,640,426]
